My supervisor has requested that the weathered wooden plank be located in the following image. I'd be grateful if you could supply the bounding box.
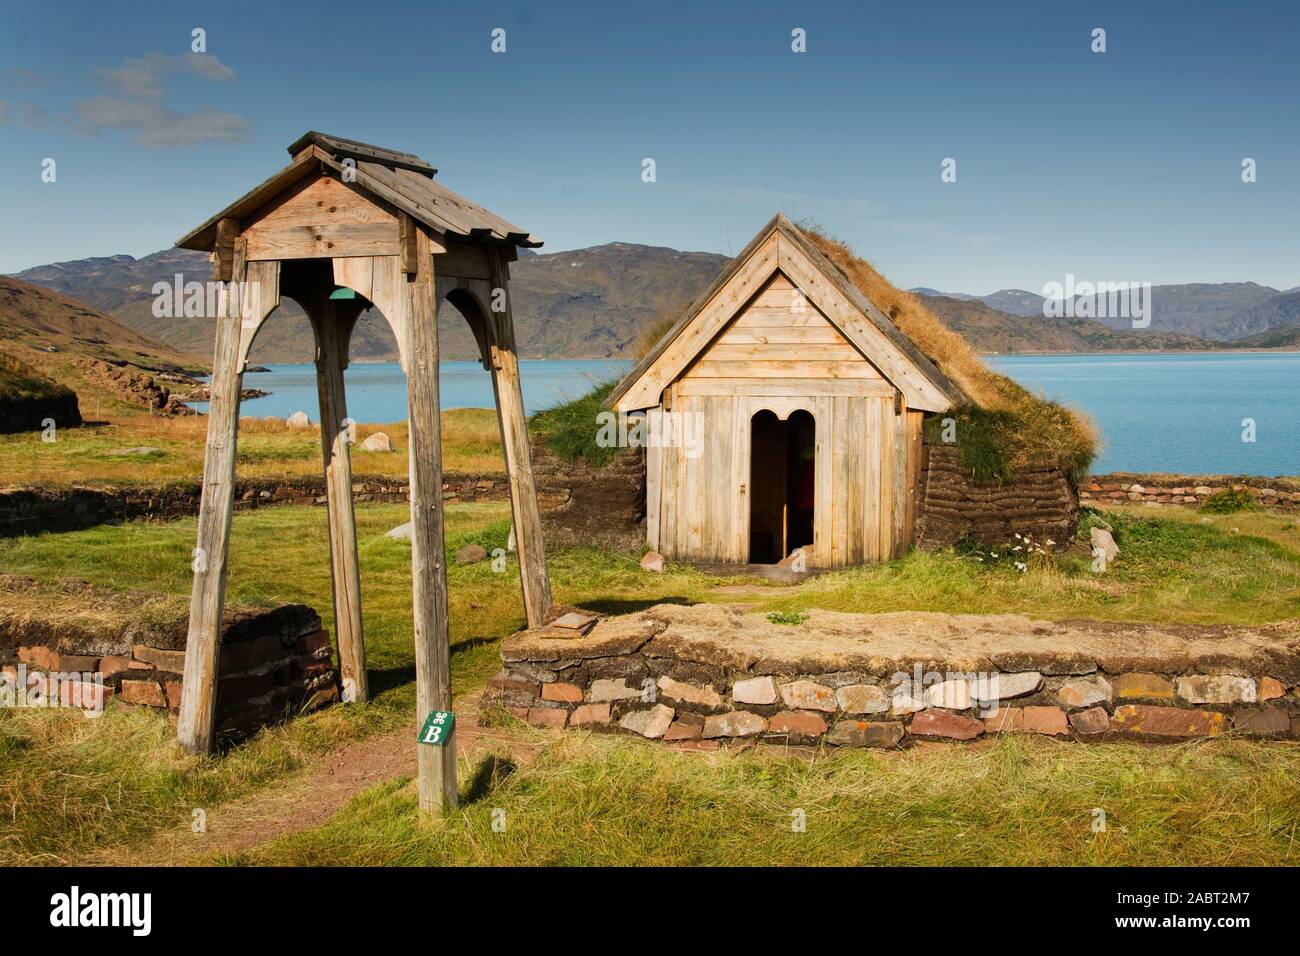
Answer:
[645,409,661,552]
[731,396,750,563]
[332,256,374,300]
[687,361,878,379]
[813,396,833,568]
[732,308,836,328]
[718,326,847,345]
[675,378,894,398]
[310,296,367,703]
[178,238,252,753]
[708,396,735,562]
[877,397,895,560]
[404,226,456,812]
[701,342,863,363]
[485,249,553,627]
[212,219,239,282]
[235,259,281,373]
[862,398,882,563]
[436,240,494,280]
[244,174,397,230]
[245,222,398,261]
[366,255,409,370]
[399,213,418,275]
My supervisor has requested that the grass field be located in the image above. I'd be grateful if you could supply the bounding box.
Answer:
[1,501,1298,865]
[0,407,505,489]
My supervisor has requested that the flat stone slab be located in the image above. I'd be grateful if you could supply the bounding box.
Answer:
[500,603,1300,683]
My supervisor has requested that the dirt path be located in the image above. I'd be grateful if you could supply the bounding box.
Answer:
[89,696,542,866]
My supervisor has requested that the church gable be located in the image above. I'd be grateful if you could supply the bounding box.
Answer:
[683,273,884,384]
[610,214,957,412]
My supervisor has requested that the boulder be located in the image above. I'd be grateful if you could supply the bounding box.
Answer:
[385,522,413,540]
[639,550,665,573]
[360,432,393,452]
[1090,527,1119,564]
[286,411,312,429]
[455,543,488,564]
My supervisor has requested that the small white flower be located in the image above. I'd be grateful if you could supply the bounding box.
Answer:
[1014,561,1027,572]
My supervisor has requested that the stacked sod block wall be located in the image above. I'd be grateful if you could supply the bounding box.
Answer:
[0,576,337,739]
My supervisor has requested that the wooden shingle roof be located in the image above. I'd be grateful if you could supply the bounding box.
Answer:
[177,131,542,252]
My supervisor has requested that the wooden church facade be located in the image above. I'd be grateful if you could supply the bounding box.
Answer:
[610,215,963,568]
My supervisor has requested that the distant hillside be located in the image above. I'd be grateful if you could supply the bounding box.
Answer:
[14,243,729,364]
[1232,318,1300,349]
[14,245,1300,361]
[911,281,1297,339]
[0,276,202,420]
[916,294,1218,353]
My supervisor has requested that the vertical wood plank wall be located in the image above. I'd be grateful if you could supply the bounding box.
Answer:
[650,273,924,567]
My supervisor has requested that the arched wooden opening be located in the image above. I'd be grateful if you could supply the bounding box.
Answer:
[172,132,554,814]
[748,408,815,563]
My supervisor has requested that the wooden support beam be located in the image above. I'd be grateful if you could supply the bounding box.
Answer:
[310,295,368,705]
[404,227,457,812]
[399,213,418,275]
[212,218,239,282]
[178,238,248,753]
[486,251,554,627]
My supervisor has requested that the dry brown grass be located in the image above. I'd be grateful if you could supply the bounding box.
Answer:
[0,407,505,491]
[798,224,1098,477]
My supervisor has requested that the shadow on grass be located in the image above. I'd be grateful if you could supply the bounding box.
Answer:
[461,753,516,805]
[576,596,696,615]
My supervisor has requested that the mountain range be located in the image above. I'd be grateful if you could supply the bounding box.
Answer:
[910,282,1300,340]
[10,245,1300,364]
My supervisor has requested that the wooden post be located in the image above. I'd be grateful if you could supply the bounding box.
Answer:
[486,251,554,627]
[310,296,368,704]
[178,239,248,753]
[404,229,457,812]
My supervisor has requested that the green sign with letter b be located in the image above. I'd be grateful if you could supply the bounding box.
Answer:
[419,710,455,746]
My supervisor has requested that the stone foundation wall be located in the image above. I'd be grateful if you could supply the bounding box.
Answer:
[0,471,510,537]
[916,443,1079,550]
[0,577,337,740]
[483,608,1300,748]
[1081,474,1300,511]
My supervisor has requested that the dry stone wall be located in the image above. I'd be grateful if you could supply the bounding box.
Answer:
[1081,474,1300,511]
[482,605,1300,748]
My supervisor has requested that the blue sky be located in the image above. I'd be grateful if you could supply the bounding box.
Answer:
[2,0,1297,292]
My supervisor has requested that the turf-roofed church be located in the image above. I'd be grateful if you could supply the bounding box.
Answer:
[610,214,964,568]
[612,214,1096,568]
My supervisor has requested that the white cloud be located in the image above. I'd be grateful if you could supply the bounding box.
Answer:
[73,52,247,147]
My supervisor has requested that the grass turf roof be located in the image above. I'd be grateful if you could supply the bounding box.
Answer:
[796,224,1097,482]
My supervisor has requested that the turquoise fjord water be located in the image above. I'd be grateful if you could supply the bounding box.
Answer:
[205,353,1300,477]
